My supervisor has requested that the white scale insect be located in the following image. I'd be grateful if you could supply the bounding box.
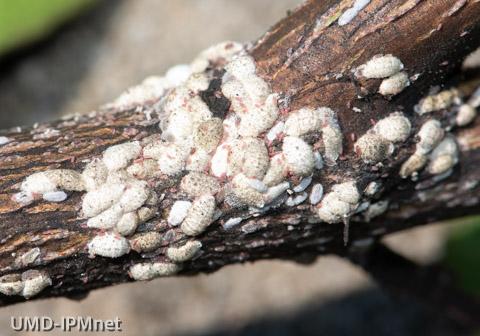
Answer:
[355,113,411,163]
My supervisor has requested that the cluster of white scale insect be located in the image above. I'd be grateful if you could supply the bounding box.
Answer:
[353,54,478,187]
[354,112,412,163]
[11,46,479,293]
[0,270,51,299]
[355,54,410,96]
[415,87,479,128]
[398,83,479,179]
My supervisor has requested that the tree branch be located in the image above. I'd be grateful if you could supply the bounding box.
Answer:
[0,0,479,306]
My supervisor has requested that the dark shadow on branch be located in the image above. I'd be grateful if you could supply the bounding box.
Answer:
[183,288,465,336]
[350,243,480,329]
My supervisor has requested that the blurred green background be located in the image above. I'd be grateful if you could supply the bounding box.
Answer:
[445,217,480,296]
[0,0,96,56]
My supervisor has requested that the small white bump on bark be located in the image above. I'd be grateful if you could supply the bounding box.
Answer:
[309,183,324,205]
[129,262,181,281]
[221,55,279,137]
[456,104,477,126]
[82,159,108,191]
[88,233,130,258]
[144,142,189,176]
[331,181,361,204]
[137,207,156,223]
[193,118,223,153]
[117,181,150,213]
[180,172,221,198]
[116,212,139,236]
[87,206,123,229]
[416,119,445,155]
[12,191,35,206]
[263,153,287,187]
[221,113,240,141]
[0,274,23,296]
[181,195,216,236]
[228,138,269,179]
[186,148,211,172]
[364,181,381,197]
[166,240,202,262]
[322,123,344,164]
[21,270,52,299]
[293,176,312,193]
[236,94,279,137]
[427,136,459,175]
[223,217,243,230]
[373,113,411,142]
[165,64,192,87]
[42,191,68,203]
[355,54,404,79]
[159,107,194,144]
[184,72,210,92]
[230,174,265,208]
[127,159,159,179]
[210,143,230,178]
[282,136,315,176]
[264,182,290,203]
[102,141,142,171]
[316,181,360,223]
[378,72,410,96]
[428,155,455,175]
[338,0,371,26]
[317,194,351,223]
[285,192,308,207]
[130,232,163,253]
[415,88,461,115]
[355,113,410,163]
[399,153,428,178]
[354,133,393,163]
[285,107,343,164]
[284,108,323,137]
[110,76,171,110]
[105,170,132,185]
[314,152,324,170]
[266,121,285,142]
[168,201,192,226]
[161,86,212,143]
[82,183,125,217]
[21,169,84,194]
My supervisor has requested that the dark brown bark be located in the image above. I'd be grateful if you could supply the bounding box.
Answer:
[0,0,479,309]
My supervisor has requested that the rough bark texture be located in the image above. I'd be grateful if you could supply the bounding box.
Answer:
[0,0,479,311]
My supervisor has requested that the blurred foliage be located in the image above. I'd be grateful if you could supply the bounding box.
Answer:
[444,217,480,296]
[0,0,96,56]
